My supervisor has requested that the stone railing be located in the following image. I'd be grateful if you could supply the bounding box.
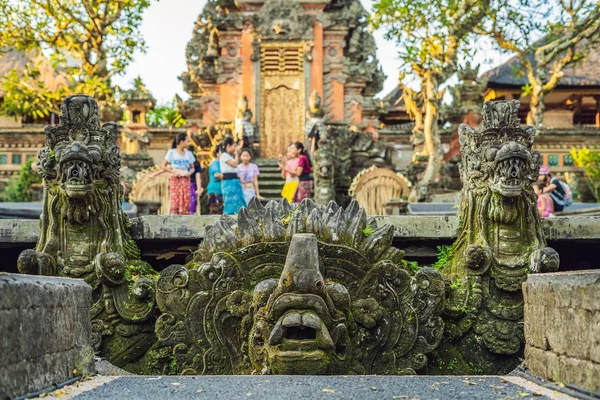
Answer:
[2,215,599,272]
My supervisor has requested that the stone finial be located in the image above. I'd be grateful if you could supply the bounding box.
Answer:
[308,90,325,119]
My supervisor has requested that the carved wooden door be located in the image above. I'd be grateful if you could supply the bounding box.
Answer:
[260,44,305,158]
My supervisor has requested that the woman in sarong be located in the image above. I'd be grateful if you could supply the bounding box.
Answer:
[219,137,246,215]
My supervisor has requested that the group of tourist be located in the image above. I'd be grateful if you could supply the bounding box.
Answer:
[535,165,572,218]
[162,134,314,216]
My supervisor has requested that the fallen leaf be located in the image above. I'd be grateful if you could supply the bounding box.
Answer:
[369,387,377,391]
[392,396,409,399]
[322,388,335,393]
[247,393,253,397]
[517,392,531,397]
[171,382,182,386]
[72,369,78,375]
[463,380,477,386]
[490,385,505,389]
[533,392,543,397]
[196,389,205,393]
[499,379,507,383]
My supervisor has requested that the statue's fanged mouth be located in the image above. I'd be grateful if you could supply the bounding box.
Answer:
[493,142,531,196]
[61,160,92,197]
[497,157,524,187]
[269,309,335,352]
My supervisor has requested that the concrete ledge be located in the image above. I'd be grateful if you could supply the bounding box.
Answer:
[2,215,599,244]
[523,270,600,392]
[0,273,95,399]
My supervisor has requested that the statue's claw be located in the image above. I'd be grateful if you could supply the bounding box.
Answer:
[95,252,126,286]
[464,244,492,274]
[17,249,56,276]
[529,247,560,273]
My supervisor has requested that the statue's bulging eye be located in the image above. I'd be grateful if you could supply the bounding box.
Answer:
[315,280,323,289]
[72,169,79,177]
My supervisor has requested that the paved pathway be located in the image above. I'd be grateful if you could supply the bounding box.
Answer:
[45,375,574,400]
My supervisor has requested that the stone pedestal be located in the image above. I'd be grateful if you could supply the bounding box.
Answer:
[0,273,95,399]
[523,270,600,391]
[133,200,162,216]
[384,199,409,215]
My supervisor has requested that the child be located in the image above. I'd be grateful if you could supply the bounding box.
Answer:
[278,144,300,204]
[220,137,246,215]
[535,183,554,218]
[161,133,196,215]
[188,145,204,215]
[237,148,264,205]
[207,145,224,214]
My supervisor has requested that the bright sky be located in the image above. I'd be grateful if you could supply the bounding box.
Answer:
[113,0,512,105]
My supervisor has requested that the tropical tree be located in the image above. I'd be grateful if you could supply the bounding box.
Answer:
[0,0,153,118]
[484,0,600,127]
[371,0,490,201]
[146,100,186,128]
[571,147,600,201]
[2,158,43,202]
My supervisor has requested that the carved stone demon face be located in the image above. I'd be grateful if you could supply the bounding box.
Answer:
[36,95,120,201]
[486,139,533,197]
[249,235,349,374]
[59,141,94,198]
[460,100,540,198]
[153,200,446,376]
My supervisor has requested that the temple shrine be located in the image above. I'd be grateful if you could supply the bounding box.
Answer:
[177,0,385,159]
[1,0,600,204]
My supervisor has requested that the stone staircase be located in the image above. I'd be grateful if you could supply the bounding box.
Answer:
[255,158,284,202]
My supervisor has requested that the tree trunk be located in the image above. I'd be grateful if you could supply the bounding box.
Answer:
[527,84,545,128]
[409,74,442,202]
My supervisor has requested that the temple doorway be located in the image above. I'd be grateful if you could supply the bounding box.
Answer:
[260,43,305,158]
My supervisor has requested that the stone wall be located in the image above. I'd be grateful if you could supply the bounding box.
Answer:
[523,271,600,392]
[0,273,95,399]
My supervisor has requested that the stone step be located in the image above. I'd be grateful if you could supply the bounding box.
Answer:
[255,158,279,167]
[259,188,284,196]
[258,172,284,179]
[257,163,281,170]
[258,183,285,191]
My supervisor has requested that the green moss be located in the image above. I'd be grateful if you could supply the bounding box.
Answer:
[124,260,159,285]
[431,244,455,271]
[362,225,376,237]
[402,259,421,274]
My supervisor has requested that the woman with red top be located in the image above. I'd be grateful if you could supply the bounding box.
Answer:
[290,142,313,202]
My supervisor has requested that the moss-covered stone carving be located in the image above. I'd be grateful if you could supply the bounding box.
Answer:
[431,100,560,374]
[17,95,158,373]
[151,198,446,375]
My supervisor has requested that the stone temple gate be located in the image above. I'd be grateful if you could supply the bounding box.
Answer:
[178,0,385,158]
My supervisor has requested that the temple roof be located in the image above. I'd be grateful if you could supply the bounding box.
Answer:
[0,50,68,97]
[383,85,406,113]
[483,47,600,89]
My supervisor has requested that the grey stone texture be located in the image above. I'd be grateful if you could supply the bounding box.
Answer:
[523,270,600,391]
[0,273,95,399]
[3,215,599,244]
